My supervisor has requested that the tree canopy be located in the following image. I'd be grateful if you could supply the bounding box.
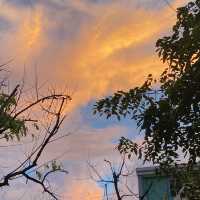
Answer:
[94,0,200,168]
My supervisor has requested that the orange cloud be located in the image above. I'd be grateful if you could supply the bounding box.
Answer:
[63,181,103,200]
[0,1,189,113]
[14,8,45,63]
[21,11,42,49]
[42,6,172,111]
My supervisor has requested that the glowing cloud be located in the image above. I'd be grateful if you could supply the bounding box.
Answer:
[0,1,188,109]
[63,181,103,200]
[22,11,42,49]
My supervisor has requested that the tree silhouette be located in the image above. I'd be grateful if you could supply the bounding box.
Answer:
[94,0,200,198]
[0,65,71,199]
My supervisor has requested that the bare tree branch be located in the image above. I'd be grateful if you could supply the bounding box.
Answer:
[89,156,152,200]
[0,82,72,199]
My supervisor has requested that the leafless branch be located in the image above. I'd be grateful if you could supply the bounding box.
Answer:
[0,83,72,199]
[89,156,152,200]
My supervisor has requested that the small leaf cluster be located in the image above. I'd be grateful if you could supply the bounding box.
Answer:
[117,137,142,159]
[35,160,63,181]
[0,93,26,141]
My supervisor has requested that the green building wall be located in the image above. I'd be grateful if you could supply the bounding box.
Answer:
[137,167,173,200]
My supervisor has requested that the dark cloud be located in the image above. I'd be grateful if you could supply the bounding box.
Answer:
[44,6,91,42]
[0,16,12,32]
[5,0,38,8]
[85,0,114,4]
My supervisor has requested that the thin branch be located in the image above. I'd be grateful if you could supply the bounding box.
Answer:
[23,172,58,200]
[0,96,69,199]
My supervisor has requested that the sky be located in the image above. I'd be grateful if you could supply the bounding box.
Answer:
[0,0,189,199]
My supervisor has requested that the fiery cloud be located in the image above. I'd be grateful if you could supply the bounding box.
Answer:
[20,10,42,50]
[0,1,188,110]
[63,181,103,200]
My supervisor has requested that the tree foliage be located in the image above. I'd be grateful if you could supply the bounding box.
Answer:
[170,167,200,199]
[94,0,200,168]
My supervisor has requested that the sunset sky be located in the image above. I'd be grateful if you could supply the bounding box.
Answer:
[0,0,189,199]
